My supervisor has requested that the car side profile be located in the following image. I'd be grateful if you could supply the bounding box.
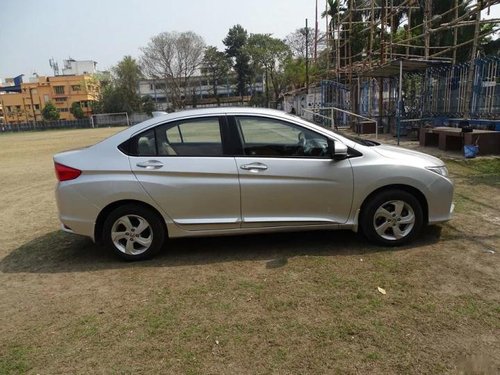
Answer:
[54,107,454,260]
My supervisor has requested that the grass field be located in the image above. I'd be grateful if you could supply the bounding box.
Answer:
[0,128,499,374]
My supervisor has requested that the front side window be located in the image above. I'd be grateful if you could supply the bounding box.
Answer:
[236,116,330,158]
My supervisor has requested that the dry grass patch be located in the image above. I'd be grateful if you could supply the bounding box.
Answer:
[0,128,499,374]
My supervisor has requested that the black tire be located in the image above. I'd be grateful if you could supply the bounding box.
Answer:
[103,204,166,261]
[360,189,423,246]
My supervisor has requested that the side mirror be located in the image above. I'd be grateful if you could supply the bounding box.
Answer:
[329,139,348,160]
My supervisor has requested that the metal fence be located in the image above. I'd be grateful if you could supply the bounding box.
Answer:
[0,119,92,133]
[0,113,154,134]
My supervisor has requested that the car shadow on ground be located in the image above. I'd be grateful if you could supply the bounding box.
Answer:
[0,226,443,274]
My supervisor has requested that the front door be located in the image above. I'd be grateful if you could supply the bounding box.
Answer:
[232,116,354,227]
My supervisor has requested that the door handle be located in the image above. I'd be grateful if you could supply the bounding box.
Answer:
[136,160,164,169]
[240,162,268,171]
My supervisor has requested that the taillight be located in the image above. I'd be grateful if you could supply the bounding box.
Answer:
[54,162,81,181]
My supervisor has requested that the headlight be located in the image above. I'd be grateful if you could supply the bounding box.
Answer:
[426,166,449,177]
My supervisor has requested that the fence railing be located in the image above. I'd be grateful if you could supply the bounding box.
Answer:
[0,119,93,133]
[0,114,154,134]
[303,107,379,138]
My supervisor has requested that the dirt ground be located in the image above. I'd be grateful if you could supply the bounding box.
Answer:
[0,127,498,374]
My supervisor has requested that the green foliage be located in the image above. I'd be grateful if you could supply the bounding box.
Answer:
[100,85,128,114]
[41,102,60,121]
[70,102,85,119]
[112,56,143,113]
[224,25,252,96]
[141,95,156,115]
[246,34,292,106]
[203,46,231,105]
[284,58,306,89]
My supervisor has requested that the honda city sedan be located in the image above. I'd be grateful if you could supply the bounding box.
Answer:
[54,107,454,260]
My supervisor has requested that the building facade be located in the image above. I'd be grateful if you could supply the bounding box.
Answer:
[61,59,98,75]
[0,75,100,124]
[138,74,265,110]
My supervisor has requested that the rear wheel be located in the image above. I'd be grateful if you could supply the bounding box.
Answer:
[103,204,165,260]
[361,189,423,246]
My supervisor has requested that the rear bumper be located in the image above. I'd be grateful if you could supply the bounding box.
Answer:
[59,217,96,241]
[56,182,99,241]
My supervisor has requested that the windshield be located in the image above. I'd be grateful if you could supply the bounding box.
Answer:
[338,133,380,146]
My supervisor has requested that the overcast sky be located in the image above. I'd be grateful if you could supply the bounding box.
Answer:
[1,0,498,81]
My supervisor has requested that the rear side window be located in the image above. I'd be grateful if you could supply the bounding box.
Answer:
[119,129,156,156]
[157,117,223,156]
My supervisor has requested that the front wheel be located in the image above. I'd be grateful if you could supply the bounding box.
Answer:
[103,204,166,260]
[361,190,423,246]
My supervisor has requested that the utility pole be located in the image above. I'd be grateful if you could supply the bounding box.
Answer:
[314,0,318,62]
[464,0,482,119]
[306,18,309,92]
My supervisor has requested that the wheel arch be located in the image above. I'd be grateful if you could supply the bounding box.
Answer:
[94,199,167,244]
[359,184,429,226]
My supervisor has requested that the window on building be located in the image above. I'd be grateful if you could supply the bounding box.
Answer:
[55,98,66,103]
[59,108,69,112]
[44,95,49,103]
[26,105,31,110]
[16,105,21,111]
[153,83,166,90]
[34,104,40,110]
[7,106,12,112]
[54,86,65,95]
[71,85,81,91]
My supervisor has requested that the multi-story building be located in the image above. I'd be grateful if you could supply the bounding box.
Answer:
[0,74,100,124]
[138,74,265,110]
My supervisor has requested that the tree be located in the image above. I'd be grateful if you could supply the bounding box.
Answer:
[113,56,142,113]
[246,34,292,107]
[223,25,252,97]
[100,85,128,114]
[70,102,85,119]
[141,31,205,109]
[141,95,156,115]
[41,102,60,121]
[203,46,231,105]
[285,27,316,59]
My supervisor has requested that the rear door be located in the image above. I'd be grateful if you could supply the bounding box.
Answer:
[232,115,354,227]
[128,116,241,231]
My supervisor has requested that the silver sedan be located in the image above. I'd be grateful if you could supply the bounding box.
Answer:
[54,107,454,260]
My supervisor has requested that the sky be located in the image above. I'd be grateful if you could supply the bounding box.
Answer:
[0,0,323,79]
[1,0,498,81]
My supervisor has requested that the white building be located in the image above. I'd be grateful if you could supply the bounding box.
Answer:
[137,74,265,110]
[61,59,98,75]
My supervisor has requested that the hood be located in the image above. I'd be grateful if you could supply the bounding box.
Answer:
[373,144,444,166]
